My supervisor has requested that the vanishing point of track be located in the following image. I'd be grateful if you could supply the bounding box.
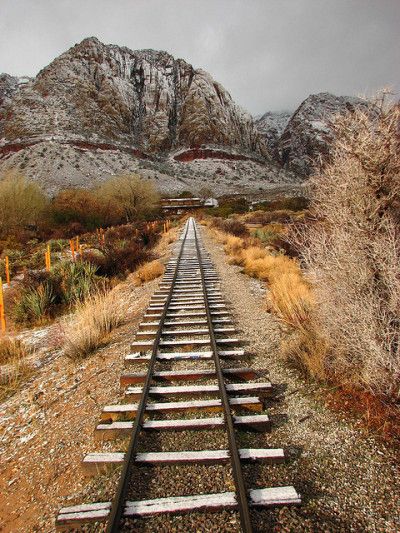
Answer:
[56,217,301,532]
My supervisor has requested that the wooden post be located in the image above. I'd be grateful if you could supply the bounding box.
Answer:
[5,256,10,285]
[45,245,50,272]
[70,239,76,262]
[0,277,6,334]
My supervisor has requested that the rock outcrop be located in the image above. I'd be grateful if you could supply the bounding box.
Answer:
[0,74,28,137]
[277,92,369,177]
[255,111,291,156]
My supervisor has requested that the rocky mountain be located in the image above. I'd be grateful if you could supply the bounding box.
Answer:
[0,37,293,195]
[1,37,265,155]
[276,92,370,177]
[255,111,291,155]
[1,38,369,194]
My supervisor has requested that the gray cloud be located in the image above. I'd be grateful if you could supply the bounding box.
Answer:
[0,0,399,114]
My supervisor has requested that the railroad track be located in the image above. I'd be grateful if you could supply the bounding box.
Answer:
[56,217,301,532]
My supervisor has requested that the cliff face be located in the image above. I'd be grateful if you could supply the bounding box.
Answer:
[276,92,370,177]
[0,37,265,157]
[0,74,26,138]
[255,111,291,156]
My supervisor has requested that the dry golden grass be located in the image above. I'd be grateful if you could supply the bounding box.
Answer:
[223,235,243,253]
[0,337,30,365]
[0,337,33,400]
[133,260,164,285]
[282,327,328,381]
[214,227,314,330]
[212,225,324,382]
[63,287,129,360]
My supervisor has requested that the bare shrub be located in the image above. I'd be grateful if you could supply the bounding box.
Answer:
[96,174,159,222]
[293,93,400,398]
[63,287,129,359]
[0,170,48,238]
[211,218,249,237]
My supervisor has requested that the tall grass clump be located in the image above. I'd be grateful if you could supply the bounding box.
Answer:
[14,283,55,324]
[133,260,164,285]
[0,337,33,400]
[55,261,99,304]
[63,288,129,359]
[294,94,400,398]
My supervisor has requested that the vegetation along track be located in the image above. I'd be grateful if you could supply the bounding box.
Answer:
[56,217,301,532]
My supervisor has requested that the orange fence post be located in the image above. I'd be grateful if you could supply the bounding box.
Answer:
[46,244,51,271]
[5,256,10,285]
[70,239,76,262]
[0,277,6,334]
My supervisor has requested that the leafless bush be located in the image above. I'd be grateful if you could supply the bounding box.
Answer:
[294,93,400,399]
[0,170,48,238]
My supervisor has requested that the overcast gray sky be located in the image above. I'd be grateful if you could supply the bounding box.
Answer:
[0,0,399,115]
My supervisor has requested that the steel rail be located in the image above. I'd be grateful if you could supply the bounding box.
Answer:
[105,220,191,533]
[193,219,253,533]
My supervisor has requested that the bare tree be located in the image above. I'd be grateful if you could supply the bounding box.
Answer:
[96,174,160,222]
[0,170,48,237]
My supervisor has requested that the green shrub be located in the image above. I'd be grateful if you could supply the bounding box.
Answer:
[14,283,55,324]
[13,260,100,324]
[55,261,99,304]
[256,196,309,212]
